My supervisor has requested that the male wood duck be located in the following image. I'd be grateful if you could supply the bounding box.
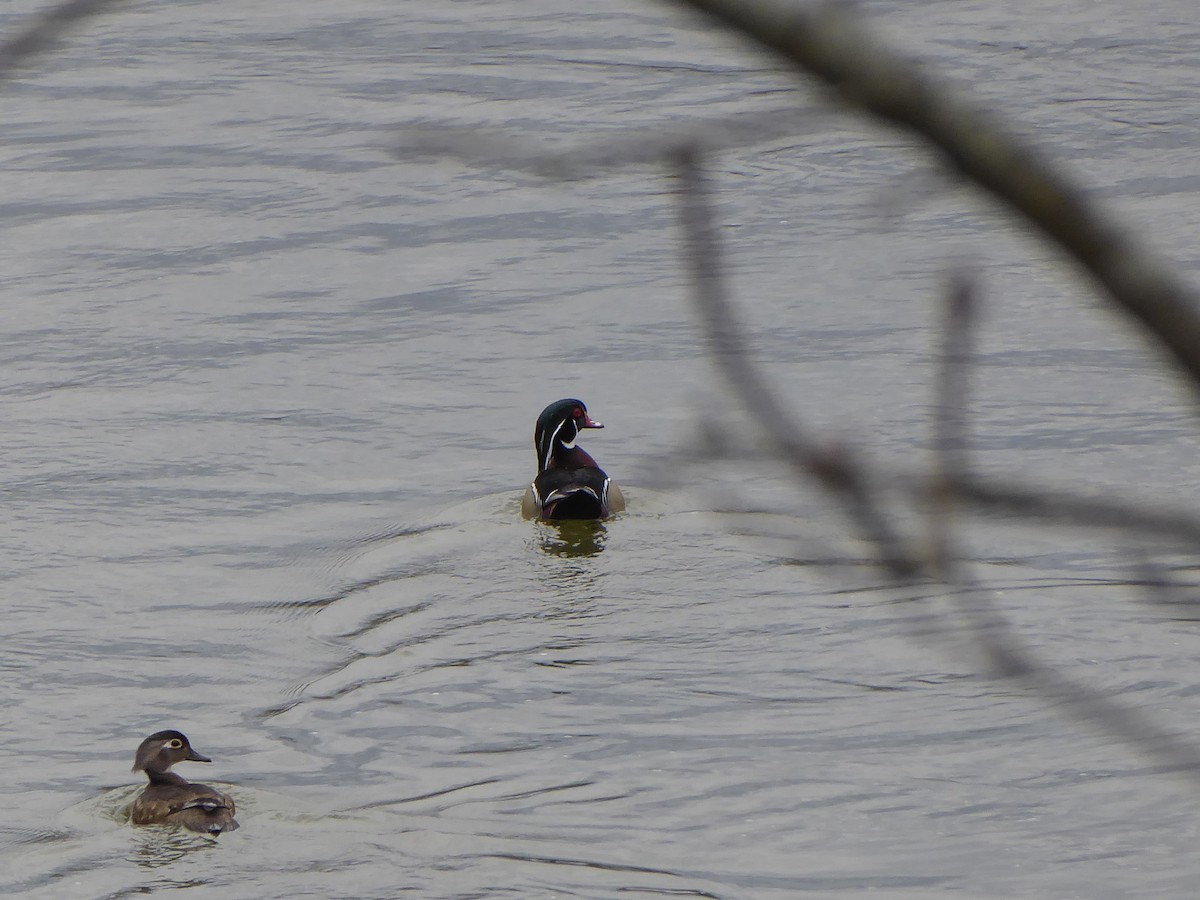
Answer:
[129,730,239,835]
[521,398,624,520]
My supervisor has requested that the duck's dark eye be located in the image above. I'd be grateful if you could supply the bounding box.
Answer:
[167,739,183,749]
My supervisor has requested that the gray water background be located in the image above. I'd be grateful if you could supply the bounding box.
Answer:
[4,0,1200,896]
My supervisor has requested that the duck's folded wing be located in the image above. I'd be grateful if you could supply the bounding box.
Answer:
[172,791,240,833]
[174,796,233,813]
[170,785,235,817]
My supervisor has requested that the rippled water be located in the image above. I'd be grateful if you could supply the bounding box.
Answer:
[5,0,1200,897]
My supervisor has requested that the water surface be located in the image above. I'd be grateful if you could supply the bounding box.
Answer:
[4,1,1200,897]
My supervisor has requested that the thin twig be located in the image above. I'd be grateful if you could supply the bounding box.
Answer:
[929,272,977,574]
[947,476,1200,548]
[672,144,921,576]
[952,579,1200,779]
[1132,552,1200,619]
[393,105,822,179]
[0,0,125,78]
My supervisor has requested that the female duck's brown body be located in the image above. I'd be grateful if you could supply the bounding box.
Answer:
[521,398,624,520]
[129,729,239,835]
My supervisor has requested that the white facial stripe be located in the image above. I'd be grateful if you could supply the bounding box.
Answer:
[543,418,571,470]
[541,422,559,470]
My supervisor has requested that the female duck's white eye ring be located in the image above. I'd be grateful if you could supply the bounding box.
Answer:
[167,739,183,749]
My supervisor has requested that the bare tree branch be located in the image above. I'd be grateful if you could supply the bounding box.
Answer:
[672,144,922,576]
[951,578,1200,777]
[946,475,1200,547]
[665,0,1200,395]
[393,106,821,179]
[928,272,977,574]
[0,0,126,78]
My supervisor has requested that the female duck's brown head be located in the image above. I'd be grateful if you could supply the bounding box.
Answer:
[133,730,211,774]
[130,730,239,835]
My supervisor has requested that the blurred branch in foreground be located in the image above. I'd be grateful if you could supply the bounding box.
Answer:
[667,0,1200,395]
[928,273,976,576]
[0,0,124,78]
[673,145,1200,777]
[394,105,821,180]
[658,1,1200,778]
[672,144,920,577]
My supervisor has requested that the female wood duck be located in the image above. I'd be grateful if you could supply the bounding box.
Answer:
[521,398,624,520]
[129,730,239,835]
